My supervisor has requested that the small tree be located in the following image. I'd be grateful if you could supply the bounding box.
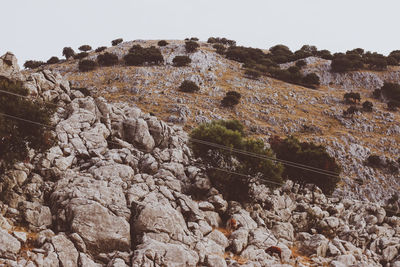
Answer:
[157,40,168,46]
[302,73,320,86]
[0,77,55,173]
[270,135,341,195]
[179,80,199,93]
[244,69,261,79]
[73,52,89,60]
[95,46,107,53]
[343,106,358,116]
[78,59,97,72]
[62,47,75,59]
[344,92,361,103]
[190,120,283,201]
[185,41,200,53]
[221,91,241,107]
[79,45,92,52]
[46,56,59,64]
[172,55,191,67]
[97,52,119,66]
[362,101,373,112]
[296,59,307,68]
[213,44,226,55]
[111,38,123,46]
[23,60,45,69]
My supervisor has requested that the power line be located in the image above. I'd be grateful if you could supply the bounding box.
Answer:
[1,111,399,215]
[0,89,341,178]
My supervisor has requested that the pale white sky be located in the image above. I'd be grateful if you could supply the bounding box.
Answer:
[1,0,400,65]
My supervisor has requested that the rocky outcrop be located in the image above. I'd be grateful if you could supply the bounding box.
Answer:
[0,51,400,266]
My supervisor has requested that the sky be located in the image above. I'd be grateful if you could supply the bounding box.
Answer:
[1,0,400,65]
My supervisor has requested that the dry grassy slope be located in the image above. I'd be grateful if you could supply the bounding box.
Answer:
[34,40,400,201]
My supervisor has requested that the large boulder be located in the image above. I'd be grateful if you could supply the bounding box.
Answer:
[123,118,155,152]
[66,200,131,254]
[132,240,199,267]
[51,234,79,267]
[0,229,21,259]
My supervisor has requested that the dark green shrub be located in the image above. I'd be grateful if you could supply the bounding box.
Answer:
[288,66,300,74]
[270,135,341,194]
[344,92,361,103]
[387,56,398,66]
[73,52,89,60]
[244,69,261,79]
[62,47,75,59]
[190,37,199,41]
[78,45,92,52]
[111,38,123,46]
[0,77,55,172]
[179,80,199,93]
[367,155,384,168]
[124,45,164,66]
[95,46,107,53]
[23,60,45,69]
[296,60,307,68]
[344,106,359,116]
[185,41,200,53]
[157,40,168,46]
[207,37,236,46]
[389,50,400,62]
[78,59,97,72]
[221,91,241,107]
[331,53,363,72]
[388,101,400,111]
[97,52,119,66]
[316,49,333,60]
[190,120,283,201]
[373,89,381,99]
[362,101,373,112]
[213,44,226,55]
[46,56,60,64]
[364,53,387,70]
[381,83,400,103]
[302,73,320,86]
[172,55,191,67]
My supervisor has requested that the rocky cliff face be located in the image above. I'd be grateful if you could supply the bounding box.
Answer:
[1,50,400,266]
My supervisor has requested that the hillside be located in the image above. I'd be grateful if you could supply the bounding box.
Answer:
[0,39,399,267]
[37,40,400,203]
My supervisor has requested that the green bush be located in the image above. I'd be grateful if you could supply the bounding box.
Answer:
[362,101,373,112]
[62,47,75,59]
[190,37,199,41]
[46,56,60,64]
[190,120,283,201]
[296,60,307,68]
[124,45,164,66]
[95,46,107,53]
[221,91,241,107]
[388,101,400,111]
[373,89,381,99]
[23,60,45,69]
[343,106,359,116]
[111,38,123,46]
[157,40,168,46]
[73,52,89,60]
[78,45,92,52]
[185,41,200,53]
[381,83,400,103]
[270,135,341,194]
[302,73,320,86]
[244,69,261,79]
[207,37,236,46]
[212,44,226,55]
[78,59,97,72]
[343,92,361,103]
[172,55,191,67]
[179,80,199,93]
[97,52,119,66]
[0,77,55,173]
